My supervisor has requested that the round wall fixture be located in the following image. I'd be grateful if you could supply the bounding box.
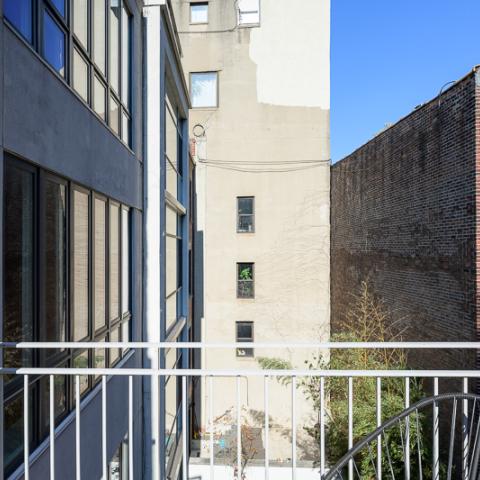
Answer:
[193,124,206,138]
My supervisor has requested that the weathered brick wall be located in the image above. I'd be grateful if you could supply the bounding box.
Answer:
[331,71,479,369]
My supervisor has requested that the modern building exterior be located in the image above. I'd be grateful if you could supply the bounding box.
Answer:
[331,67,480,371]
[0,1,192,479]
[172,0,331,461]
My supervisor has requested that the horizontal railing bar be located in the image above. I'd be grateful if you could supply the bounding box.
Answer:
[2,341,480,349]
[2,368,480,378]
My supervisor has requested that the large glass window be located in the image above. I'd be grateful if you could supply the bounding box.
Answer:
[190,72,218,108]
[42,177,67,344]
[73,0,88,49]
[4,0,33,42]
[73,189,89,341]
[3,157,133,475]
[43,11,66,77]
[110,0,121,94]
[4,0,133,146]
[4,163,35,371]
[93,0,107,73]
[95,197,107,332]
[73,48,89,102]
[110,203,120,322]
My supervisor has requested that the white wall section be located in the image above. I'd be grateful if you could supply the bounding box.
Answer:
[249,0,330,108]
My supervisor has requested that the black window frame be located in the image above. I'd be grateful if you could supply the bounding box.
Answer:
[2,155,133,474]
[236,196,255,233]
[237,262,254,299]
[236,321,254,358]
[189,1,209,25]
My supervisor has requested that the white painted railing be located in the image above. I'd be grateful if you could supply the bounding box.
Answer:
[2,342,480,480]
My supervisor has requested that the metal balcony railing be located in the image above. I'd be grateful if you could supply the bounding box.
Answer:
[2,341,480,480]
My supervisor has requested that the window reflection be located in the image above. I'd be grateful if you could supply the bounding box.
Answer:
[4,0,32,42]
[43,179,67,344]
[43,12,66,77]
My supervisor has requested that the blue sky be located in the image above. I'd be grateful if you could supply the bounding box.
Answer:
[331,0,480,162]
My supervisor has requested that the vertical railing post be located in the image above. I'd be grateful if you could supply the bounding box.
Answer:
[376,377,382,480]
[209,376,214,480]
[102,376,107,480]
[264,376,269,480]
[348,377,353,480]
[463,377,469,480]
[433,377,439,480]
[128,375,134,480]
[50,375,55,480]
[182,376,188,480]
[292,376,297,479]
[75,375,81,480]
[236,376,241,480]
[405,377,410,480]
[24,375,30,480]
[320,376,325,476]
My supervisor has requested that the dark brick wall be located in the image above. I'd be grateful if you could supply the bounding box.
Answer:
[331,70,479,369]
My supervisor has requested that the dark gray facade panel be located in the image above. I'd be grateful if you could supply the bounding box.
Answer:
[3,29,142,210]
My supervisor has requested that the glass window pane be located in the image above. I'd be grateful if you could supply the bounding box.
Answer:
[109,95,120,134]
[237,263,254,298]
[191,3,208,23]
[95,198,107,331]
[191,72,218,108]
[238,197,253,215]
[110,203,120,321]
[109,0,121,93]
[73,49,89,102]
[4,0,32,42]
[110,327,121,364]
[43,12,66,77]
[237,323,253,340]
[94,337,106,380]
[73,0,88,48]
[122,208,130,315]
[51,0,66,17]
[4,164,34,371]
[166,236,177,297]
[94,76,107,120]
[165,376,178,446]
[40,372,67,435]
[121,6,131,106]
[122,111,130,145]
[166,293,177,332]
[4,393,34,472]
[73,351,90,394]
[121,319,130,348]
[166,160,178,199]
[73,190,89,341]
[166,108,178,168]
[166,205,177,236]
[93,0,107,73]
[43,179,67,343]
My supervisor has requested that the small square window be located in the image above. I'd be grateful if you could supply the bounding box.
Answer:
[236,322,254,357]
[190,2,208,24]
[237,263,254,299]
[237,197,255,233]
[238,0,260,25]
[191,72,218,108]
